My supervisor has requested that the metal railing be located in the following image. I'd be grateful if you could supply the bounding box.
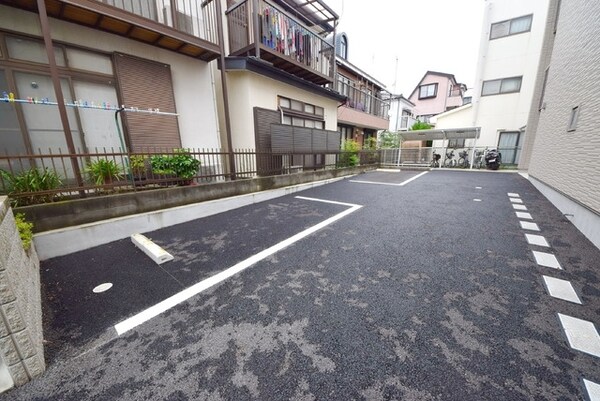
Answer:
[0,147,378,206]
[226,0,335,80]
[336,75,390,119]
[380,146,522,168]
[101,0,219,44]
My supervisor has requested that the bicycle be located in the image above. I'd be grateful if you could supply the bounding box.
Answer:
[473,150,485,169]
[430,151,441,168]
[457,150,470,168]
[444,150,456,167]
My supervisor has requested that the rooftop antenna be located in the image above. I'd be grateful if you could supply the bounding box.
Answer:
[392,56,399,94]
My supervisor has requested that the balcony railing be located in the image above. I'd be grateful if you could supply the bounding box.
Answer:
[336,76,390,119]
[226,0,335,85]
[100,0,219,44]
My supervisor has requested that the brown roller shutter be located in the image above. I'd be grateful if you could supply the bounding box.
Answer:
[113,53,181,151]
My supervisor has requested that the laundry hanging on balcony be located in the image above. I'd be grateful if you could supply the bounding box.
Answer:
[258,5,317,67]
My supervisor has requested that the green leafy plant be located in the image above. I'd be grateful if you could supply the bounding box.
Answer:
[378,130,400,148]
[129,155,149,177]
[410,121,433,130]
[150,149,200,181]
[338,140,361,168]
[86,159,124,185]
[14,213,33,251]
[5,168,62,206]
[363,137,377,150]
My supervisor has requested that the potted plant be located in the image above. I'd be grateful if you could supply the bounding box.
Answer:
[86,159,123,186]
[150,149,200,185]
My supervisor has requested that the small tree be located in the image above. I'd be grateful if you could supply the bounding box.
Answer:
[410,121,432,130]
[378,130,400,148]
[363,137,377,150]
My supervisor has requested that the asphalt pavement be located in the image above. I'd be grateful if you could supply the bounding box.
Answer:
[5,169,600,400]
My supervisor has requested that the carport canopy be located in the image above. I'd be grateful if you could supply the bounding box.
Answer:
[397,127,481,142]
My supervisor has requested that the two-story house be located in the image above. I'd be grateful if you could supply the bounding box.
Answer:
[407,70,466,123]
[334,33,390,147]
[387,94,416,132]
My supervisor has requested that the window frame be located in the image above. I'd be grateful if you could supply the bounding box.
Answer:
[418,83,438,100]
[278,96,325,124]
[490,14,533,40]
[481,76,523,96]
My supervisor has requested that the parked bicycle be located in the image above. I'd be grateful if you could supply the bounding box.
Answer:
[444,150,456,167]
[430,151,441,168]
[457,150,470,168]
[473,150,485,169]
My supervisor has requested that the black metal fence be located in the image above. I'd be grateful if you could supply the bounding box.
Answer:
[0,148,378,206]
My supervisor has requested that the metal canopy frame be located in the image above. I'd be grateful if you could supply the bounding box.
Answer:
[276,0,339,34]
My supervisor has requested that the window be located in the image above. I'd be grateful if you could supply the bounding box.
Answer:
[6,36,66,66]
[490,14,533,39]
[567,106,579,132]
[419,83,438,99]
[278,96,325,129]
[448,138,465,148]
[339,35,348,59]
[481,76,522,96]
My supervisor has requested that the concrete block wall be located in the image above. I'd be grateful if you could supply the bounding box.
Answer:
[0,196,45,393]
[525,1,600,215]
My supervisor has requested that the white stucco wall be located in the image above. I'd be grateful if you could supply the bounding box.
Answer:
[225,70,339,149]
[0,5,221,150]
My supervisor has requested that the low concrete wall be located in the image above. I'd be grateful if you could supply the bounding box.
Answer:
[17,166,375,233]
[0,197,45,393]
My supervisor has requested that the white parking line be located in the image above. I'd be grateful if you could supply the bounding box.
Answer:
[532,251,562,269]
[513,204,528,211]
[525,234,550,247]
[584,379,600,401]
[520,221,540,231]
[349,171,428,186]
[508,192,520,197]
[516,212,532,220]
[510,198,523,204]
[114,197,363,335]
[558,314,600,358]
[542,276,581,304]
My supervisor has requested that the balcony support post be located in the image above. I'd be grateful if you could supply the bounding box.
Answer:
[36,0,85,193]
[252,0,261,57]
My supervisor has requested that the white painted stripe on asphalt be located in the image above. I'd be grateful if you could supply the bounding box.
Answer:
[507,192,520,197]
[376,169,401,172]
[520,221,540,231]
[558,314,600,358]
[349,171,429,187]
[513,204,528,211]
[516,212,532,219]
[294,196,359,208]
[114,198,363,335]
[525,234,550,247]
[475,186,482,189]
[542,276,581,304]
[533,251,562,269]
[510,198,523,204]
[584,379,600,401]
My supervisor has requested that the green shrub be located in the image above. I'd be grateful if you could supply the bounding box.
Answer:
[338,140,361,167]
[86,159,123,185]
[410,121,432,130]
[150,149,200,180]
[15,213,33,251]
[129,155,149,177]
[5,168,62,206]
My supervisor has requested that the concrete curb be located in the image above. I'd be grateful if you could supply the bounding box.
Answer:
[33,176,350,260]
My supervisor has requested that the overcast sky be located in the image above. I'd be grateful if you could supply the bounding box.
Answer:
[326,0,485,96]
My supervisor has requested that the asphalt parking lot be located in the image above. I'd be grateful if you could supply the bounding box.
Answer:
[5,169,600,400]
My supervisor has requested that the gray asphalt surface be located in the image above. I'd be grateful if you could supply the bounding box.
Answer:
[5,170,600,400]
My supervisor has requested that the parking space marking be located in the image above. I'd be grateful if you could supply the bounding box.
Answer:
[584,379,600,401]
[513,204,528,211]
[520,221,540,231]
[525,234,550,247]
[510,198,524,204]
[558,314,600,358]
[349,171,428,187]
[542,276,581,304]
[473,199,482,202]
[508,192,520,197]
[516,212,532,220]
[114,197,363,335]
[533,251,562,269]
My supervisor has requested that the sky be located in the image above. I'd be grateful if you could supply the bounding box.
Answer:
[325,0,485,96]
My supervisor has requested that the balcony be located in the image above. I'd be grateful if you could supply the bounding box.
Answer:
[336,75,390,120]
[2,0,221,61]
[226,0,336,85]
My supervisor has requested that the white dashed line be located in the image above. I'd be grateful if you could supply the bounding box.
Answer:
[525,234,550,247]
[476,186,482,189]
[473,199,482,202]
[513,204,528,211]
[584,379,600,401]
[508,192,520,197]
[520,221,540,231]
[516,212,532,220]
[558,314,600,358]
[510,198,523,204]
[542,276,581,304]
[532,251,562,269]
